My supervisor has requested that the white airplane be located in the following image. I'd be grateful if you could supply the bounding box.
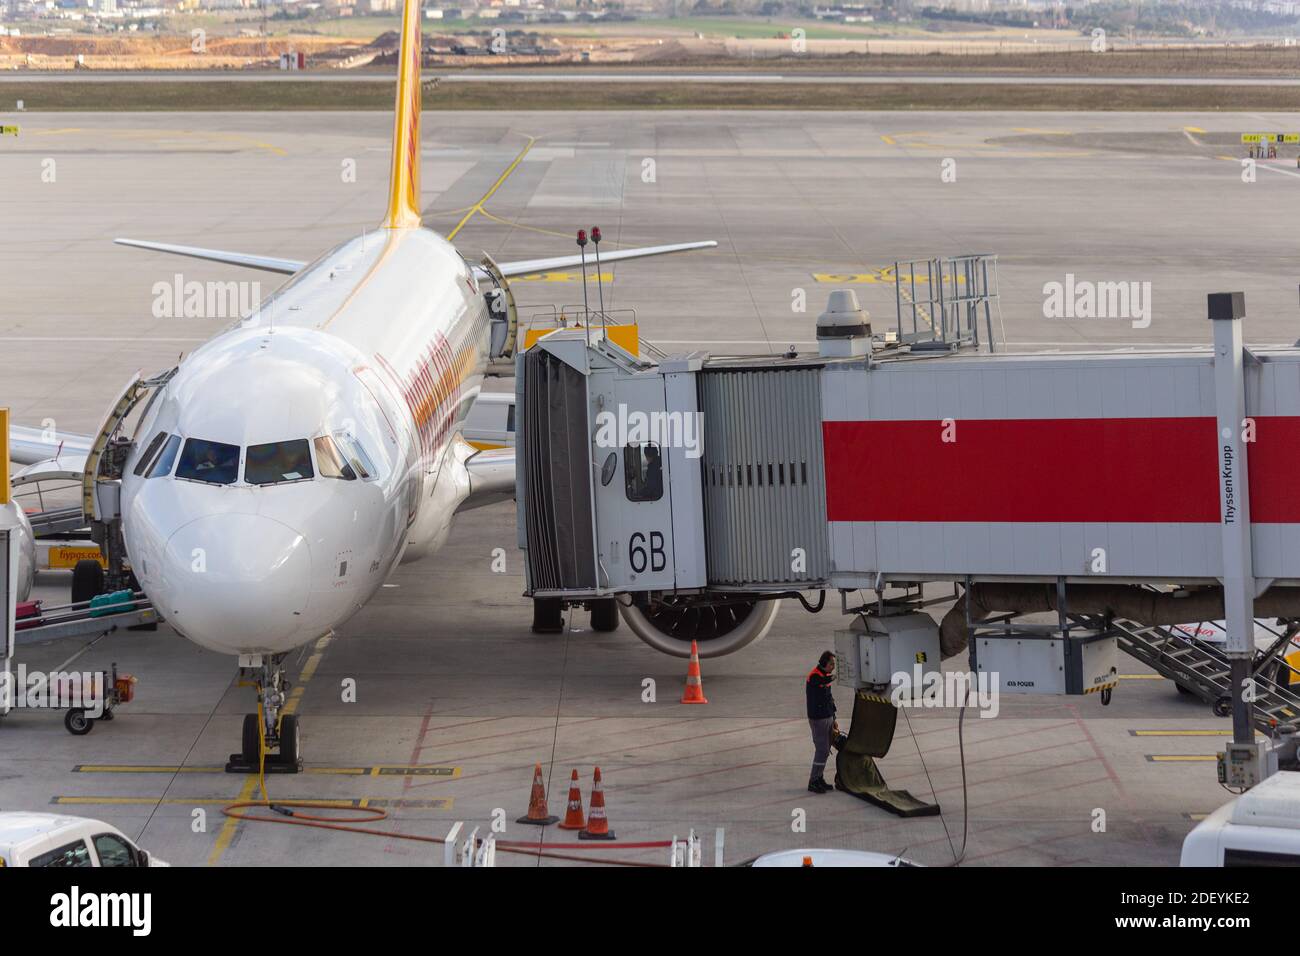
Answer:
[4,0,716,768]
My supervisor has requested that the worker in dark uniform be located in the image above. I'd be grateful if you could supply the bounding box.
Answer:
[805,651,837,793]
[642,444,663,500]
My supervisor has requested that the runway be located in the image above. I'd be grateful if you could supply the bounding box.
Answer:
[5,69,1300,85]
[1,109,1296,865]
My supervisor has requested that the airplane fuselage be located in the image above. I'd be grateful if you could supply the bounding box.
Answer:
[121,227,490,656]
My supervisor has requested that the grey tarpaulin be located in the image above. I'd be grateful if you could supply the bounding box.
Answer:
[834,690,940,818]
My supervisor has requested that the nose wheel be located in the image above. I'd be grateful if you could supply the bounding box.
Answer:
[225,655,303,774]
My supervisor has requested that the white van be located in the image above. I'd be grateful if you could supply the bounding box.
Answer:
[0,812,168,868]
[1181,771,1300,866]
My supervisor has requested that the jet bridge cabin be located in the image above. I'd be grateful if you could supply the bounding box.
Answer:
[520,330,1300,579]
[516,326,835,656]
[516,290,1300,791]
[517,293,1300,721]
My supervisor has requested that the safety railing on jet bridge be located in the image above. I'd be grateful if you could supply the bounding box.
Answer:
[891,253,1000,352]
[522,305,643,357]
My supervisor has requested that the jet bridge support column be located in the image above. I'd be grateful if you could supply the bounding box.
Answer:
[1210,292,1256,749]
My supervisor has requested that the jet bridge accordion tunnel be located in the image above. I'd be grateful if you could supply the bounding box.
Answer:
[515,293,1300,756]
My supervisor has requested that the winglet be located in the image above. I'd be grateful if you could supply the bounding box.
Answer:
[383,0,422,229]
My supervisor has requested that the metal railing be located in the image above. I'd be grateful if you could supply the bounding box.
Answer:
[892,253,1000,352]
[522,305,643,364]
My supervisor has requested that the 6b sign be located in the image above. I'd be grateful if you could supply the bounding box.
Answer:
[629,531,666,574]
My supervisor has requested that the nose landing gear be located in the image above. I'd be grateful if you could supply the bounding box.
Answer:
[225,654,303,774]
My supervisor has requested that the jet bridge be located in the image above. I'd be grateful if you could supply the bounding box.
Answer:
[516,290,1300,786]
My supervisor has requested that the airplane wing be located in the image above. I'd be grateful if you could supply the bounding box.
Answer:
[485,240,717,279]
[115,238,305,276]
[114,238,716,281]
[459,445,515,514]
[8,424,93,468]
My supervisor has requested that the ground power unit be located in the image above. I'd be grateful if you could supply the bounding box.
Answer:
[974,632,1119,698]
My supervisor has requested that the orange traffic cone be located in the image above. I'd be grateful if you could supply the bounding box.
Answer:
[579,766,616,841]
[680,639,709,704]
[557,768,586,830]
[515,762,559,826]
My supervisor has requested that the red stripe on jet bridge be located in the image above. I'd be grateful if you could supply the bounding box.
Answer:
[822,417,1300,524]
[1243,415,1300,522]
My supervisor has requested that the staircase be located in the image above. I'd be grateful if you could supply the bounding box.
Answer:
[1078,613,1300,734]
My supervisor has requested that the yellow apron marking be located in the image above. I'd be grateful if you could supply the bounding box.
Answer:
[1147,754,1216,762]
[282,632,330,718]
[813,272,965,284]
[208,633,331,866]
[446,134,537,242]
[478,208,574,240]
[25,126,283,154]
[476,207,670,253]
[513,271,612,283]
[1130,730,1249,737]
[206,131,287,157]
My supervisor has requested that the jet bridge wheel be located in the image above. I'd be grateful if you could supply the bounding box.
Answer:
[590,599,619,633]
[620,594,780,659]
[532,598,565,634]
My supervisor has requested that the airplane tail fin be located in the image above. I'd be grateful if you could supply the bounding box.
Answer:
[382,0,422,229]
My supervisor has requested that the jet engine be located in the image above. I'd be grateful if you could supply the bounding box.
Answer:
[619,593,780,659]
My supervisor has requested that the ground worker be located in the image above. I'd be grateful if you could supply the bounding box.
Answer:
[805,651,837,793]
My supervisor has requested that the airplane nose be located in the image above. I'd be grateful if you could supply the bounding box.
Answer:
[159,513,312,653]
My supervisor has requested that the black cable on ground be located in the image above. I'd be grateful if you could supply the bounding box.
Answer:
[899,689,970,868]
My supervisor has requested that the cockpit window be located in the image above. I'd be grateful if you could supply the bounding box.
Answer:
[313,436,356,481]
[245,439,314,486]
[334,431,377,481]
[132,431,169,477]
[175,438,240,485]
[148,434,182,479]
